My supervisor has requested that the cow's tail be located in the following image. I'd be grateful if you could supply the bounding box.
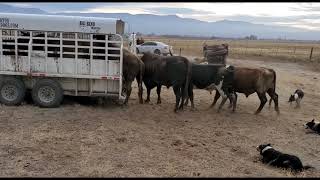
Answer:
[139,60,145,87]
[137,60,145,103]
[273,69,276,93]
[184,58,192,99]
[270,68,276,93]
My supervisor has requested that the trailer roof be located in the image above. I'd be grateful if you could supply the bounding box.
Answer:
[0,13,124,34]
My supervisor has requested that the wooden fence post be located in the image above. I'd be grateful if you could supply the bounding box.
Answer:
[309,47,313,61]
[179,48,182,56]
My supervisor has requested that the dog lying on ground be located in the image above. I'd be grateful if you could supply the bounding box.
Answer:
[256,143,313,172]
[304,119,320,134]
[289,89,304,108]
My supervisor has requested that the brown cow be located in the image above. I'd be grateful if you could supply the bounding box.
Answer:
[211,67,279,115]
[122,48,145,105]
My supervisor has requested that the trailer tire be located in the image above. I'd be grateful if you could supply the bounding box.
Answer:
[0,76,26,106]
[32,79,63,108]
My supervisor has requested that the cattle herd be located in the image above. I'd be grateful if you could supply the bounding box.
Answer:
[121,44,319,173]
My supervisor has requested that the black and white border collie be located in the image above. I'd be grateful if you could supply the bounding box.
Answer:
[256,143,313,172]
[288,89,304,108]
[304,119,320,134]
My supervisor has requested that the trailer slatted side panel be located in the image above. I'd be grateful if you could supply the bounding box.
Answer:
[0,29,124,98]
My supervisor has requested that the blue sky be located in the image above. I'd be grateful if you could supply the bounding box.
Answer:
[6,3,320,30]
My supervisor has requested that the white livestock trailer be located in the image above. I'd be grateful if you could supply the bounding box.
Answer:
[0,13,127,107]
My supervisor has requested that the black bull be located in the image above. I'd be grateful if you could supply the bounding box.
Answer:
[140,53,192,112]
[185,64,236,112]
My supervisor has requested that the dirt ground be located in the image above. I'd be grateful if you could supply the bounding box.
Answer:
[0,57,320,177]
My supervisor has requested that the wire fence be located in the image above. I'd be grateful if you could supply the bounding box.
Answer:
[144,37,320,62]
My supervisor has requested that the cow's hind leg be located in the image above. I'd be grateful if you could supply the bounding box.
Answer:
[156,85,162,104]
[187,84,195,110]
[210,91,220,108]
[145,87,151,103]
[179,85,187,110]
[217,97,228,113]
[173,85,182,112]
[217,91,234,113]
[184,97,189,106]
[267,89,280,115]
[295,98,301,109]
[232,92,238,112]
[268,98,273,108]
[255,92,268,115]
[124,81,133,105]
[228,95,233,109]
[136,77,143,104]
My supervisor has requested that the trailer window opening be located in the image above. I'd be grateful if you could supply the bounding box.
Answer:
[78,41,90,46]
[93,35,105,40]
[1,29,121,61]
[48,40,60,45]
[93,49,105,54]
[63,47,75,52]
[78,55,90,59]
[32,31,45,37]
[33,39,45,44]
[63,33,75,39]
[63,54,75,58]
[18,31,30,36]
[93,55,105,60]
[48,53,60,58]
[78,33,90,40]
[93,42,105,47]
[32,46,45,51]
[63,40,75,45]
[78,48,89,53]
[47,32,60,38]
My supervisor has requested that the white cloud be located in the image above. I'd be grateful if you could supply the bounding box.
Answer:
[6,3,320,31]
[85,7,155,15]
[5,3,31,7]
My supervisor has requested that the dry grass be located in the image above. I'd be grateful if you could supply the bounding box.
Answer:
[143,36,320,63]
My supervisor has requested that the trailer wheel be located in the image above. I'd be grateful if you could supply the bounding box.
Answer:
[32,79,63,108]
[0,77,26,106]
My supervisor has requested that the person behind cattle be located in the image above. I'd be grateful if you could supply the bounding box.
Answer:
[140,52,192,112]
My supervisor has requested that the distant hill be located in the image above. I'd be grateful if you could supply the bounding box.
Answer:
[1,3,320,40]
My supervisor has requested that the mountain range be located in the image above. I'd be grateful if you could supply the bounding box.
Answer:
[0,4,319,41]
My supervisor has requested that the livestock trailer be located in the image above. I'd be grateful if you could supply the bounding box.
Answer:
[0,13,126,107]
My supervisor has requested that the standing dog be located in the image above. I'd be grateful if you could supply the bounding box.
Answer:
[304,119,320,134]
[256,143,313,172]
[289,89,304,108]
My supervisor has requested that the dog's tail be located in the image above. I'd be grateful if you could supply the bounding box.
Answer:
[303,165,315,170]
